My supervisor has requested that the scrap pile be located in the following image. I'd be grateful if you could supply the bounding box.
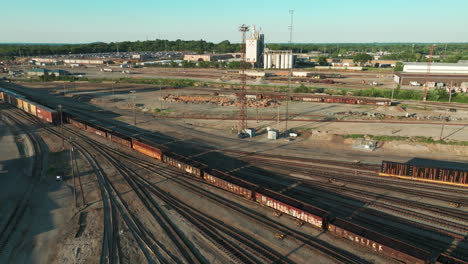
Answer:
[163,94,280,108]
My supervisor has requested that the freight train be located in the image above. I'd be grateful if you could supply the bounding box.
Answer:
[243,92,392,106]
[380,160,468,187]
[0,87,463,264]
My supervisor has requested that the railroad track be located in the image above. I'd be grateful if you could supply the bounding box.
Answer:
[15,107,298,263]
[0,108,45,254]
[57,121,372,263]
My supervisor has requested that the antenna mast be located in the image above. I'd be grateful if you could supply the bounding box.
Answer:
[285,10,294,133]
[423,44,435,101]
[237,24,249,134]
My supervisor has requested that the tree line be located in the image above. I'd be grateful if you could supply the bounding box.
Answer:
[1,40,467,62]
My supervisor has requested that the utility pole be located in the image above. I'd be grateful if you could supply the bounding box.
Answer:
[160,80,163,110]
[390,81,396,102]
[70,143,78,208]
[58,105,64,149]
[423,44,435,101]
[285,9,294,134]
[449,81,453,103]
[130,90,136,125]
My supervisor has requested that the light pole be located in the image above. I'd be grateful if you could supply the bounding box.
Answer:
[58,104,64,149]
[130,90,136,125]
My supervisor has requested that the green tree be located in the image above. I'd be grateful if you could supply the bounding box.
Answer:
[353,53,373,66]
[316,56,329,66]
[395,62,404,72]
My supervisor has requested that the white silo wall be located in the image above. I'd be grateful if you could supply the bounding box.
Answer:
[264,54,268,69]
[289,54,294,69]
[275,54,280,69]
[284,54,290,69]
[280,54,286,69]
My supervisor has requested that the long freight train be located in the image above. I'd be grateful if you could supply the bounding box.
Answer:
[0,87,464,264]
[243,92,392,106]
[380,160,468,187]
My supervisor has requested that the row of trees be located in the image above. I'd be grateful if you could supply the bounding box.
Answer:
[2,40,467,61]
[143,60,252,69]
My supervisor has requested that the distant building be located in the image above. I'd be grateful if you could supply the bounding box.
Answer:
[27,68,50,76]
[51,69,70,76]
[245,25,264,68]
[395,62,468,86]
[183,54,233,62]
[64,59,105,65]
[403,62,468,74]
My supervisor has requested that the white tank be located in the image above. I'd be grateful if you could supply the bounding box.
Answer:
[275,54,280,69]
[284,54,290,69]
[264,54,268,69]
[289,54,293,69]
[280,54,286,69]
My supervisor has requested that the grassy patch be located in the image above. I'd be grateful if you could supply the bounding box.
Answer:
[342,134,468,146]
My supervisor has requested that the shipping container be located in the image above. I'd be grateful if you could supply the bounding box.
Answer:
[255,188,329,229]
[328,218,431,264]
[132,139,163,160]
[204,169,258,199]
[36,105,58,124]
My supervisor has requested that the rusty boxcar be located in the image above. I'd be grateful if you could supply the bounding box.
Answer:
[132,139,163,160]
[108,132,132,148]
[204,169,258,199]
[36,105,58,124]
[85,124,108,138]
[255,188,329,229]
[328,218,431,264]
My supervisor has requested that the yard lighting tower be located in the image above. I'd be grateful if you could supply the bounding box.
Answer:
[423,44,435,102]
[237,24,249,135]
[285,9,294,134]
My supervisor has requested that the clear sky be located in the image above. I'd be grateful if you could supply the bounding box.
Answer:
[2,0,467,43]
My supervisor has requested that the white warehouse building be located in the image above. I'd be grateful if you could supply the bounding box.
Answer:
[403,62,468,74]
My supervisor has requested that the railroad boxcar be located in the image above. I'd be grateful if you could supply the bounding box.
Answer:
[255,188,329,229]
[436,253,468,264]
[22,99,37,116]
[301,96,323,102]
[36,105,58,124]
[412,165,467,186]
[108,131,132,148]
[85,124,108,138]
[328,218,431,264]
[163,152,205,177]
[380,160,411,177]
[16,98,25,110]
[324,96,357,104]
[69,118,87,130]
[203,169,258,199]
[132,139,163,160]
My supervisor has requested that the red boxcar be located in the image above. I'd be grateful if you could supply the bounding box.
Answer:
[204,169,258,199]
[328,218,431,264]
[324,97,357,104]
[132,139,163,160]
[255,188,329,229]
[36,105,58,124]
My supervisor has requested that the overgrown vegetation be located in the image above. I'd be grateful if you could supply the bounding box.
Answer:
[342,134,468,146]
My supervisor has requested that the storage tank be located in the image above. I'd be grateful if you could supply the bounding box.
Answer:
[275,54,280,69]
[288,54,294,69]
[280,54,286,69]
[264,54,269,69]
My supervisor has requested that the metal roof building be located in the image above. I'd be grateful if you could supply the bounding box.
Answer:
[403,62,468,74]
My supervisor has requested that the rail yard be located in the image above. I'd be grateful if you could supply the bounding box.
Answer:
[1,75,468,264]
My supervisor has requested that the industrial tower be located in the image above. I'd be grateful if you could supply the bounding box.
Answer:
[237,25,249,134]
[423,44,435,101]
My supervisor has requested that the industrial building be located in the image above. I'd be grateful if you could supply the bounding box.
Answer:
[263,49,294,69]
[183,54,233,62]
[403,62,468,74]
[245,25,264,68]
[394,62,468,86]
